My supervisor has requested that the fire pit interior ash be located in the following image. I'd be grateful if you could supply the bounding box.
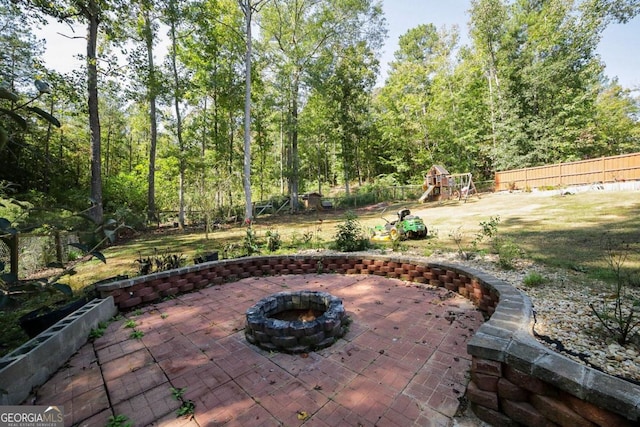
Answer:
[245,290,348,353]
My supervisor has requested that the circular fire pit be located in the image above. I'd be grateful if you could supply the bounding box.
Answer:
[245,290,348,353]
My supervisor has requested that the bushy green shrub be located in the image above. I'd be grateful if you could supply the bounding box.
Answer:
[265,229,281,252]
[332,211,370,252]
[498,239,521,269]
[523,271,545,287]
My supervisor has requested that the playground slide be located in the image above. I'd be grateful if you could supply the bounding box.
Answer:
[419,185,435,202]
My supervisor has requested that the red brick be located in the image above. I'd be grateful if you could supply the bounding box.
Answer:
[440,274,453,283]
[445,282,458,292]
[142,292,160,303]
[498,378,529,401]
[472,372,499,392]
[471,403,519,427]
[473,358,502,377]
[120,296,142,309]
[530,394,596,427]
[133,286,155,297]
[502,399,555,427]
[179,282,194,292]
[194,279,209,289]
[161,287,178,297]
[561,392,634,427]
[467,380,499,411]
[504,365,557,396]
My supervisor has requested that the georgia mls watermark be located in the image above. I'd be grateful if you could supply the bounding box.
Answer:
[0,406,64,427]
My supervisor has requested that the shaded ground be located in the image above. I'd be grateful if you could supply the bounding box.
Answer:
[31,274,485,426]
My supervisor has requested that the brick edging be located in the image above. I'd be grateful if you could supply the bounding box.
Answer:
[95,253,640,425]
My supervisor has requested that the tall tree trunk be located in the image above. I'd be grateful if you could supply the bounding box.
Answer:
[289,72,299,211]
[241,0,253,222]
[43,97,54,194]
[169,7,185,229]
[87,0,103,225]
[145,8,159,223]
[241,0,254,222]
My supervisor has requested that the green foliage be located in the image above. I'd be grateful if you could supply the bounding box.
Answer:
[473,216,501,252]
[135,249,186,276]
[106,415,133,427]
[497,239,521,270]
[588,237,640,346]
[88,321,108,339]
[523,272,546,287]
[171,387,195,418]
[124,319,137,329]
[129,330,144,340]
[265,229,281,252]
[332,211,370,252]
[243,226,260,256]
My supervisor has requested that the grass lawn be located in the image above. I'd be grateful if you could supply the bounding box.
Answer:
[67,188,640,286]
[2,188,639,356]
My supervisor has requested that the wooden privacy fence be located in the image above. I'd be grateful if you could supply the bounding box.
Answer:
[494,152,640,191]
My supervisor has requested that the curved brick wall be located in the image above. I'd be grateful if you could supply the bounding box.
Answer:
[96,254,640,426]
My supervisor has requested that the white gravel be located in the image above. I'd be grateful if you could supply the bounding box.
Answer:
[426,251,640,385]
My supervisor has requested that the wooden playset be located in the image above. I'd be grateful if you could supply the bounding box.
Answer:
[419,165,478,202]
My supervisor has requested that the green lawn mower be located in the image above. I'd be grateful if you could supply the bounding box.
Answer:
[371,208,428,241]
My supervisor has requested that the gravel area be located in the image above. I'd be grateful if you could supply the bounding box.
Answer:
[426,251,640,385]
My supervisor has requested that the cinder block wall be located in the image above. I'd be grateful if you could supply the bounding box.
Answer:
[96,254,639,426]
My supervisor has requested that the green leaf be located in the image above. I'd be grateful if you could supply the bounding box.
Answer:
[0,108,27,130]
[26,107,61,128]
[52,283,73,297]
[90,251,107,264]
[0,87,18,102]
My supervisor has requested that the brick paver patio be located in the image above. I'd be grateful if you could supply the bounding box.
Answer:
[32,274,485,426]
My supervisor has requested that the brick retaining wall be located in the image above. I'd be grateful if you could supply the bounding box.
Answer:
[95,254,640,426]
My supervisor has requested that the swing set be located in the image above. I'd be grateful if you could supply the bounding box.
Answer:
[419,165,479,203]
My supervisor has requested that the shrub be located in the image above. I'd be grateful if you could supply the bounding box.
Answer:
[135,249,185,276]
[498,239,521,270]
[333,211,370,252]
[265,229,281,252]
[243,226,260,256]
[523,271,545,287]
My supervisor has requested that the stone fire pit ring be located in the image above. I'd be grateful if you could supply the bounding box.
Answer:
[245,290,348,353]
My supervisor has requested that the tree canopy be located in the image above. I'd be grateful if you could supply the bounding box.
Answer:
[1,0,638,225]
